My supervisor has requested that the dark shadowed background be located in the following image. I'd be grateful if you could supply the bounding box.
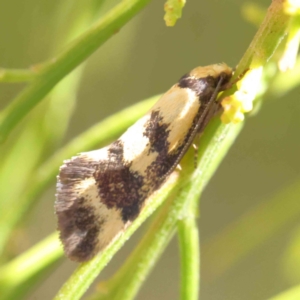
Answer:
[1,0,300,299]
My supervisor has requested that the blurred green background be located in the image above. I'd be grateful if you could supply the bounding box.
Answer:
[1,0,300,299]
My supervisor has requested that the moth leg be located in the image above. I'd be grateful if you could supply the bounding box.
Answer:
[192,100,220,168]
[176,164,182,171]
[221,68,249,90]
[192,143,198,168]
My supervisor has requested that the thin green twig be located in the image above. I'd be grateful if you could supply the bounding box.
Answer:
[177,204,200,300]
[0,68,36,82]
[0,233,62,300]
[0,0,153,143]
[225,0,290,89]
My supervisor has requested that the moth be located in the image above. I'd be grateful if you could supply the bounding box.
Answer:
[55,63,233,262]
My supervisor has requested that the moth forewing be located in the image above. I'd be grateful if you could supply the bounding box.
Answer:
[55,63,233,262]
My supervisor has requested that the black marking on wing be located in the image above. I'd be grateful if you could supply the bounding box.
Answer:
[178,72,232,103]
[178,75,216,97]
[144,110,171,154]
[58,197,102,261]
[143,110,178,189]
[94,140,144,222]
[56,155,103,261]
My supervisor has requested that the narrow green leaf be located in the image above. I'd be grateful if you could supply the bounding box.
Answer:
[0,0,153,143]
[0,233,62,300]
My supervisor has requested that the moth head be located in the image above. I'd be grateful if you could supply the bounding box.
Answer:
[189,63,232,84]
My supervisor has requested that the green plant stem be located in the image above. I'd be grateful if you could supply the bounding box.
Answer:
[177,205,200,300]
[240,0,289,67]
[173,2,292,296]
[0,233,62,300]
[0,96,157,256]
[177,122,243,300]
[225,0,290,89]
[0,0,153,143]
[195,1,297,282]
[0,68,36,82]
